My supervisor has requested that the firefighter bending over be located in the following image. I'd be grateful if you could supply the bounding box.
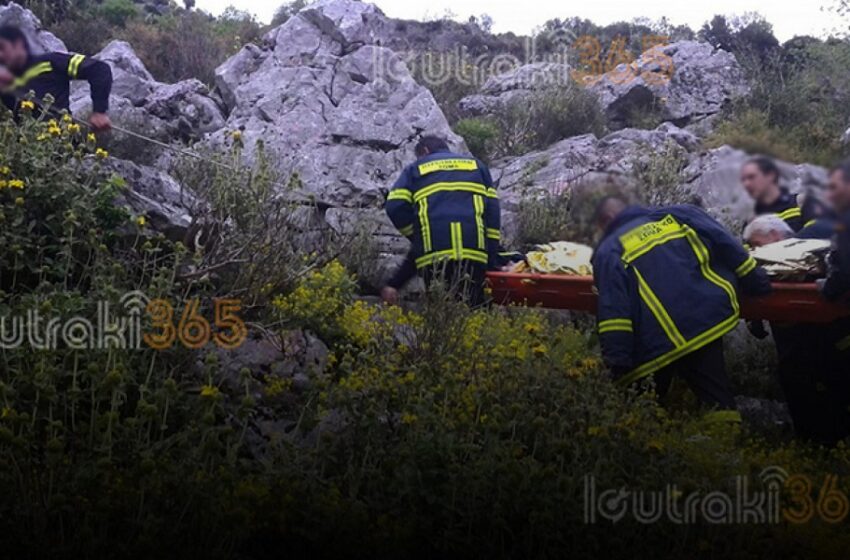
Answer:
[593,197,771,420]
[383,136,500,307]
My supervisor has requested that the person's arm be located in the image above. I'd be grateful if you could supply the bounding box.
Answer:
[672,205,771,296]
[594,248,636,376]
[57,53,113,131]
[822,219,850,301]
[480,163,502,268]
[385,167,416,239]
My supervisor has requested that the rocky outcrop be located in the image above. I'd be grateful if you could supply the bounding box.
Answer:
[458,62,573,117]
[210,0,463,209]
[70,41,226,165]
[492,124,826,241]
[587,41,749,130]
[0,3,66,54]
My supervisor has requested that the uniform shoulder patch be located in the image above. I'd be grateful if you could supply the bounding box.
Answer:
[418,158,478,176]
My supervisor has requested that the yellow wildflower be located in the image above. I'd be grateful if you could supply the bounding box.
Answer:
[8,180,24,190]
[231,130,242,141]
[95,148,109,159]
[62,113,73,123]
[1,407,11,419]
[0,180,6,189]
[67,123,81,134]
[14,197,24,206]
[136,216,146,227]
[401,412,418,425]
[87,133,96,143]
[200,385,220,398]
[0,166,9,175]
[48,125,62,137]
[19,100,35,111]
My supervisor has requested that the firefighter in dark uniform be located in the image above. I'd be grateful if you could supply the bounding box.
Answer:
[593,197,771,421]
[383,136,500,307]
[740,156,829,233]
[741,156,842,443]
[0,26,112,132]
[745,214,847,443]
[819,160,850,442]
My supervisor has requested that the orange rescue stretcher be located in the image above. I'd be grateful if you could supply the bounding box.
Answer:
[486,272,850,324]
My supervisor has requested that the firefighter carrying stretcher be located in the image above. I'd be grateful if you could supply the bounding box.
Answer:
[592,197,772,420]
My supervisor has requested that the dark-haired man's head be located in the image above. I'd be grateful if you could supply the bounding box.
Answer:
[741,156,781,205]
[0,26,30,71]
[415,136,449,158]
[828,159,850,213]
[594,196,628,233]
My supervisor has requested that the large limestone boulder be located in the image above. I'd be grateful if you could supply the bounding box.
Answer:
[70,41,227,165]
[0,2,66,54]
[210,0,463,209]
[587,41,750,130]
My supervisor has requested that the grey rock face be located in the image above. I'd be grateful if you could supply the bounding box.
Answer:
[587,41,749,129]
[70,41,226,165]
[0,2,66,54]
[106,158,202,241]
[492,125,827,241]
[211,0,463,209]
[458,63,573,117]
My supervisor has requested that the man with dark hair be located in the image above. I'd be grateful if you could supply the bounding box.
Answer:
[0,25,112,132]
[740,156,828,232]
[593,199,771,420]
[383,135,500,306]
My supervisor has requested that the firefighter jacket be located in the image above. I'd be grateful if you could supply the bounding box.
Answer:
[385,150,500,270]
[593,205,772,385]
[755,188,830,233]
[2,51,112,113]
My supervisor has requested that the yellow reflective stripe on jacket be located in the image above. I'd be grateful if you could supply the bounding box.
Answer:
[68,54,85,79]
[633,267,686,347]
[473,195,485,249]
[12,62,52,88]
[620,215,687,263]
[703,409,742,424]
[617,312,740,387]
[735,256,757,278]
[399,224,414,237]
[413,182,496,203]
[450,222,463,261]
[804,219,818,228]
[777,207,802,221]
[415,249,488,268]
[599,319,633,334]
[418,159,478,175]
[684,226,740,315]
[418,198,431,252]
[387,189,413,202]
[486,228,501,240]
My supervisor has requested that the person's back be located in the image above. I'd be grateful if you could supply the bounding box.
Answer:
[593,203,770,395]
[384,136,500,305]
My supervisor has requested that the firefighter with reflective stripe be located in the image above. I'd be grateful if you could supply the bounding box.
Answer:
[745,214,848,444]
[593,197,771,417]
[383,136,500,306]
[0,26,112,132]
[741,156,830,233]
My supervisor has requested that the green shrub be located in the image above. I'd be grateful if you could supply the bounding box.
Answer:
[493,86,607,157]
[96,0,139,28]
[455,117,501,162]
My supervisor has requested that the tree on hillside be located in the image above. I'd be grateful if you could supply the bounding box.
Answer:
[271,0,311,27]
